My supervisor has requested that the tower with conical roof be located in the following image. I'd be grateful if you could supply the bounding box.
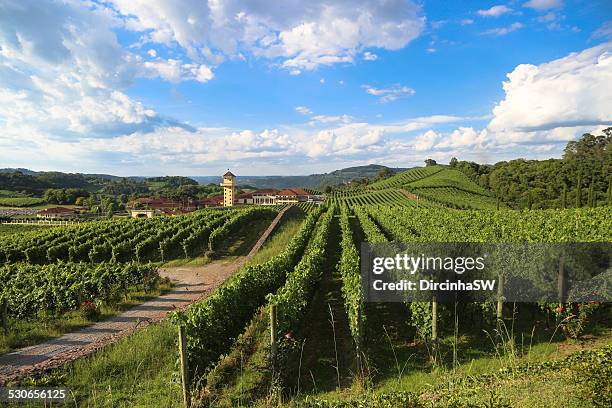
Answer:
[221,170,236,207]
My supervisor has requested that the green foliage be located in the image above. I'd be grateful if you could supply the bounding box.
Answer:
[297,391,428,407]
[43,188,90,205]
[337,205,365,350]
[0,208,235,265]
[0,262,159,318]
[451,129,612,209]
[571,345,612,407]
[0,197,45,207]
[328,189,432,207]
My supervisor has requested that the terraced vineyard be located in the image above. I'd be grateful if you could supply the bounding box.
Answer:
[369,165,443,189]
[328,188,434,207]
[0,206,277,264]
[330,165,503,210]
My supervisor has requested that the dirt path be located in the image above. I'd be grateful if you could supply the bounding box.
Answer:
[0,206,291,384]
[0,261,240,383]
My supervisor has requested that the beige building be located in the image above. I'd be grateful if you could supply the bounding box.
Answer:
[129,209,155,218]
[221,171,236,207]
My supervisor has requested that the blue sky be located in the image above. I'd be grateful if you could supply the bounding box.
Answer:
[0,0,610,176]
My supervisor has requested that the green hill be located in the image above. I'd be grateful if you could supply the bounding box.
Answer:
[368,165,502,210]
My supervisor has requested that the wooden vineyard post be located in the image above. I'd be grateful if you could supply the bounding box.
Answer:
[178,325,191,408]
[270,304,278,361]
[431,296,438,364]
[496,274,505,322]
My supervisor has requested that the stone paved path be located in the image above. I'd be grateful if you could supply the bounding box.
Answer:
[0,206,291,384]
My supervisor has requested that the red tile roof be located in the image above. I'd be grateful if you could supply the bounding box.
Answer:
[277,188,309,196]
[223,171,236,177]
[252,188,279,195]
[203,195,224,205]
[37,207,75,214]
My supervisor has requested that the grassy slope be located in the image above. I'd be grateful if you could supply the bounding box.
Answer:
[291,318,612,407]
[369,166,443,189]
[11,212,306,407]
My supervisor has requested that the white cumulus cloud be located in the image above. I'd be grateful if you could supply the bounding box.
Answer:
[483,22,524,35]
[363,84,416,103]
[363,51,379,61]
[488,42,612,135]
[524,0,563,10]
[295,106,312,115]
[108,0,424,72]
[477,5,513,17]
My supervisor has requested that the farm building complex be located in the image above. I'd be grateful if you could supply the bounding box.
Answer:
[127,170,322,217]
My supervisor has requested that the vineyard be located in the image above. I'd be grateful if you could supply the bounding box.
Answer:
[1,181,610,407]
[0,206,277,265]
[0,206,279,348]
[162,203,610,407]
[328,188,435,207]
[336,165,503,210]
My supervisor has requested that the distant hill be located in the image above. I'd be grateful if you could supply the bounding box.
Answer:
[0,164,405,195]
[192,164,407,189]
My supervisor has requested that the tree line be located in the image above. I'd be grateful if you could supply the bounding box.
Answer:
[449,128,611,209]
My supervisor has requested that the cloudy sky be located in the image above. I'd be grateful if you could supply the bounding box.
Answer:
[0,0,611,176]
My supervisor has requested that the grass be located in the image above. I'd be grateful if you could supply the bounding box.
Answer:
[0,282,172,355]
[245,215,305,267]
[13,321,182,408]
[0,197,45,207]
[294,307,612,407]
[201,307,272,407]
[0,224,46,236]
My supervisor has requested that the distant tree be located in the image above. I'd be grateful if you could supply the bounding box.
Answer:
[324,185,333,194]
[375,167,393,181]
[424,159,437,167]
[83,196,96,210]
[561,186,567,209]
[588,178,595,207]
[75,196,84,206]
[527,190,533,210]
[449,157,458,167]
[608,177,612,206]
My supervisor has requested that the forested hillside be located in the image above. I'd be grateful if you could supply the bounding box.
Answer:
[451,128,611,209]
